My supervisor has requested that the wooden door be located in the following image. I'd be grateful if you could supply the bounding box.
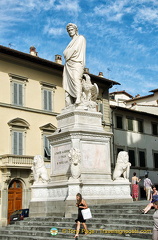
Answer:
[8,180,22,223]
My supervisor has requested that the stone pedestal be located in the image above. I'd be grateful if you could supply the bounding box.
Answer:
[29,105,132,218]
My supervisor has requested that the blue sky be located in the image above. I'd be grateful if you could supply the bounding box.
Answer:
[0,0,158,97]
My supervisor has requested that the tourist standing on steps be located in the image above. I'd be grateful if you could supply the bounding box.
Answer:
[144,174,153,201]
[63,23,86,107]
[131,172,141,201]
[74,193,88,238]
[152,200,158,240]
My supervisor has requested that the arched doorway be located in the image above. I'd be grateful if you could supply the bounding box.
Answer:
[8,180,22,223]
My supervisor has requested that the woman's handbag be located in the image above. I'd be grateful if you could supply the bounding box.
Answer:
[81,208,92,220]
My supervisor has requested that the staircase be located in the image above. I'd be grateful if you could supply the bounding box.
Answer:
[0,201,154,240]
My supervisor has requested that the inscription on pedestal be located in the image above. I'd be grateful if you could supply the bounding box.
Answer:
[52,143,71,175]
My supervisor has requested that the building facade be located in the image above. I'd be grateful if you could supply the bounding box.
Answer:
[110,91,158,199]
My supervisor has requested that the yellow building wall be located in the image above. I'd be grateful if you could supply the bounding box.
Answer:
[0,58,65,113]
[0,107,58,156]
[0,57,65,157]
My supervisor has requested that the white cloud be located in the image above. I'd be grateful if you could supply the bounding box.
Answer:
[44,27,64,36]
[93,0,132,22]
[55,0,81,13]
[134,7,158,25]
[43,18,66,36]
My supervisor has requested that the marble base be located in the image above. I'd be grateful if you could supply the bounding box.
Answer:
[29,180,132,217]
[30,106,132,217]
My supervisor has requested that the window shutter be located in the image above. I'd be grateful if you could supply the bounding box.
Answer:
[48,91,52,111]
[98,103,104,120]
[13,83,18,105]
[43,89,52,111]
[13,82,23,106]
[44,135,51,157]
[13,131,23,155]
[19,84,23,105]
[19,132,23,155]
[44,90,47,110]
[13,131,18,155]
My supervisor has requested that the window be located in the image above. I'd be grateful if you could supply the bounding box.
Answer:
[139,150,146,167]
[44,135,51,160]
[40,82,56,112]
[97,100,104,120]
[8,118,29,155]
[9,73,28,106]
[152,122,158,136]
[137,119,144,133]
[13,82,23,106]
[116,115,123,129]
[43,89,52,111]
[128,149,136,166]
[40,123,57,160]
[153,152,158,168]
[12,131,23,155]
[127,117,133,131]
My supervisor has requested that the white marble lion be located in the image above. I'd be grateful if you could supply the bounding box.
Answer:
[113,151,131,181]
[31,155,49,183]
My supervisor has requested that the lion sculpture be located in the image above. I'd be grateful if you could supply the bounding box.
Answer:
[68,148,81,179]
[31,155,49,183]
[113,151,131,181]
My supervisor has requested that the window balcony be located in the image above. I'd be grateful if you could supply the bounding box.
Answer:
[0,155,34,169]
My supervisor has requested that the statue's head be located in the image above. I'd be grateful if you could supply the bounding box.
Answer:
[66,23,78,37]
[33,155,44,167]
[117,151,129,163]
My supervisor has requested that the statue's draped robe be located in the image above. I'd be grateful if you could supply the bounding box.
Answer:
[63,35,86,98]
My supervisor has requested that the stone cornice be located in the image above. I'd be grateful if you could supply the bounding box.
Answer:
[0,102,59,116]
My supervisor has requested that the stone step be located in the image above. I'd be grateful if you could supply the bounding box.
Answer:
[0,201,154,240]
[18,211,153,224]
[91,209,152,214]
[7,217,153,231]
[90,204,149,209]
[0,227,152,240]
[27,218,152,226]
[0,233,150,240]
[90,212,154,219]
[1,223,153,237]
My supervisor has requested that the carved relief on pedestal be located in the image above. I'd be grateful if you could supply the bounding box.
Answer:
[68,148,81,180]
[48,188,67,199]
[82,185,130,197]
[32,188,48,199]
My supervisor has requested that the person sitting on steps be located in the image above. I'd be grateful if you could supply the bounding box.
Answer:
[140,186,158,214]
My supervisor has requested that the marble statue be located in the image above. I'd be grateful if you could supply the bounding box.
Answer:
[68,148,81,179]
[113,151,131,181]
[63,23,86,106]
[81,73,99,109]
[31,155,49,183]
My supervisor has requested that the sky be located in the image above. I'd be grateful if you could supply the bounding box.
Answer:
[0,0,158,97]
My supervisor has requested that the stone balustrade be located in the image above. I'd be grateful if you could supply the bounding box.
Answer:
[0,155,34,168]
